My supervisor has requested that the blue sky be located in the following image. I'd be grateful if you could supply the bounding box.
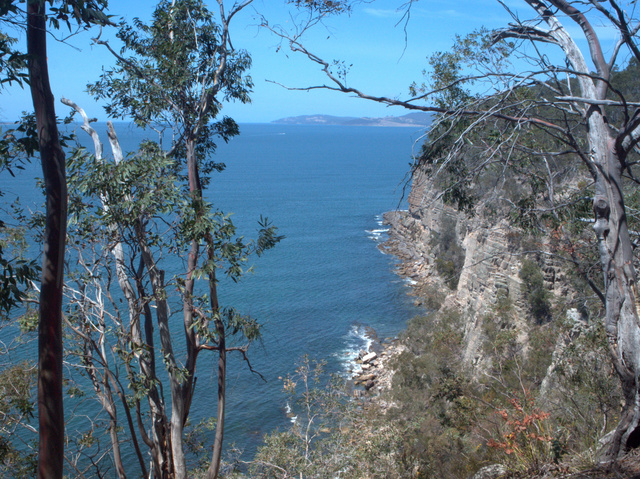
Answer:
[0,0,625,123]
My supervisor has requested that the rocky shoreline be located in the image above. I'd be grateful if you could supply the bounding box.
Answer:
[345,212,422,407]
[378,209,433,293]
[349,339,406,406]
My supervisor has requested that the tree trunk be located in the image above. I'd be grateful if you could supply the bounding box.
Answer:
[206,232,224,479]
[136,224,187,479]
[521,0,640,458]
[206,314,226,479]
[27,3,67,478]
[593,137,640,458]
[182,136,200,422]
[182,134,227,479]
[136,266,171,479]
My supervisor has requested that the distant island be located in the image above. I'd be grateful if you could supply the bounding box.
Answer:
[272,112,432,127]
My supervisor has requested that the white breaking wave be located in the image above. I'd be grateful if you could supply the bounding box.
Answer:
[333,325,374,378]
[366,227,390,241]
[285,402,298,425]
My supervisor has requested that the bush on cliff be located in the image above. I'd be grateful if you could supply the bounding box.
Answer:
[519,259,553,324]
[431,213,465,290]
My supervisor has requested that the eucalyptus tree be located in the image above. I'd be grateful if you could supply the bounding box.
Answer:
[272,0,640,459]
[0,2,110,477]
[62,1,280,478]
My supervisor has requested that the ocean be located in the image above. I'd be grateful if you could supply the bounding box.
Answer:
[204,123,423,454]
[2,122,424,466]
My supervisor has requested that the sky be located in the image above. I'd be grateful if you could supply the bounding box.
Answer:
[0,0,629,123]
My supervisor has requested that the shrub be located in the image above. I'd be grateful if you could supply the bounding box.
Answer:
[519,259,552,324]
[543,320,621,463]
[431,213,465,290]
[249,357,421,479]
[413,284,446,311]
[486,390,554,473]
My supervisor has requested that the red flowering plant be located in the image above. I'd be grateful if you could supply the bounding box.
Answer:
[487,390,556,472]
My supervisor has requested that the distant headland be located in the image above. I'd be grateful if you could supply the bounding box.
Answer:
[272,112,432,127]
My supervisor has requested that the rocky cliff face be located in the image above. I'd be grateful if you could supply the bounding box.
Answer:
[383,167,575,369]
[372,163,623,479]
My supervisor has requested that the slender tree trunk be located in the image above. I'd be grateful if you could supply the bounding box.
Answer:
[27,3,67,478]
[136,268,171,479]
[183,134,227,479]
[183,136,200,421]
[206,237,224,479]
[576,95,640,458]
[64,101,158,477]
[522,1,640,457]
[136,223,187,479]
[207,311,226,479]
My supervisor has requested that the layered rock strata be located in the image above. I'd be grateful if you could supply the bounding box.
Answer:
[381,168,570,368]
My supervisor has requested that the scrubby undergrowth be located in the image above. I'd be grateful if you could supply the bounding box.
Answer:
[226,290,621,478]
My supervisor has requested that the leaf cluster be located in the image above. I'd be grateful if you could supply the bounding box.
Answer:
[0,0,112,35]
[0,360,37,478]
[88,0,251,124]
[519,259,552,324]
[88,0,253,190]
[0,116,41,318]
[68,140,180,244]
[430,212,464,289]
[288,0,352,15]
[46,0,112,30]
[0,30,27,88]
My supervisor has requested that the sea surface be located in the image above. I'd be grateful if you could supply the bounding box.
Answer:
[1,122,425,466]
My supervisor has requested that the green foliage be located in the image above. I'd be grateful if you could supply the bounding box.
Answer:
[412,283,446,311]
[546,320,621,461]
[0,438,37,479]
[46,1,111,30]
[0,31,27,88]
[606,58,640,127]
[67,140,180,247]
[0,360,34,419]
[17,307,38,333]
[386,310,487,478]
[519,259,552,324]
[88,0,250,147]
[0,361,37,478]
[288,0,352,14]
[86,0,254,195]
[61,4,282,476]
[410,28,512,109]
[0,116,41,319]
[252,303,607,479]
[0,0,110,87]
[185,417,218,471]
[410,30,519,217]
[375,267,623,478]
[251,356,417,479]
[527,323,557,385]
[430,213,465,289]
[0,251,38,318]
[417,120,477,214]
[251,357,342,477]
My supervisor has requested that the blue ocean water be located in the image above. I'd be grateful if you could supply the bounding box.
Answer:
[1,122,423,464]
[201,124,423,454]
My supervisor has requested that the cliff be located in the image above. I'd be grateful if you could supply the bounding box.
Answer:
[374,153,625,477]
[383,166,533,367]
